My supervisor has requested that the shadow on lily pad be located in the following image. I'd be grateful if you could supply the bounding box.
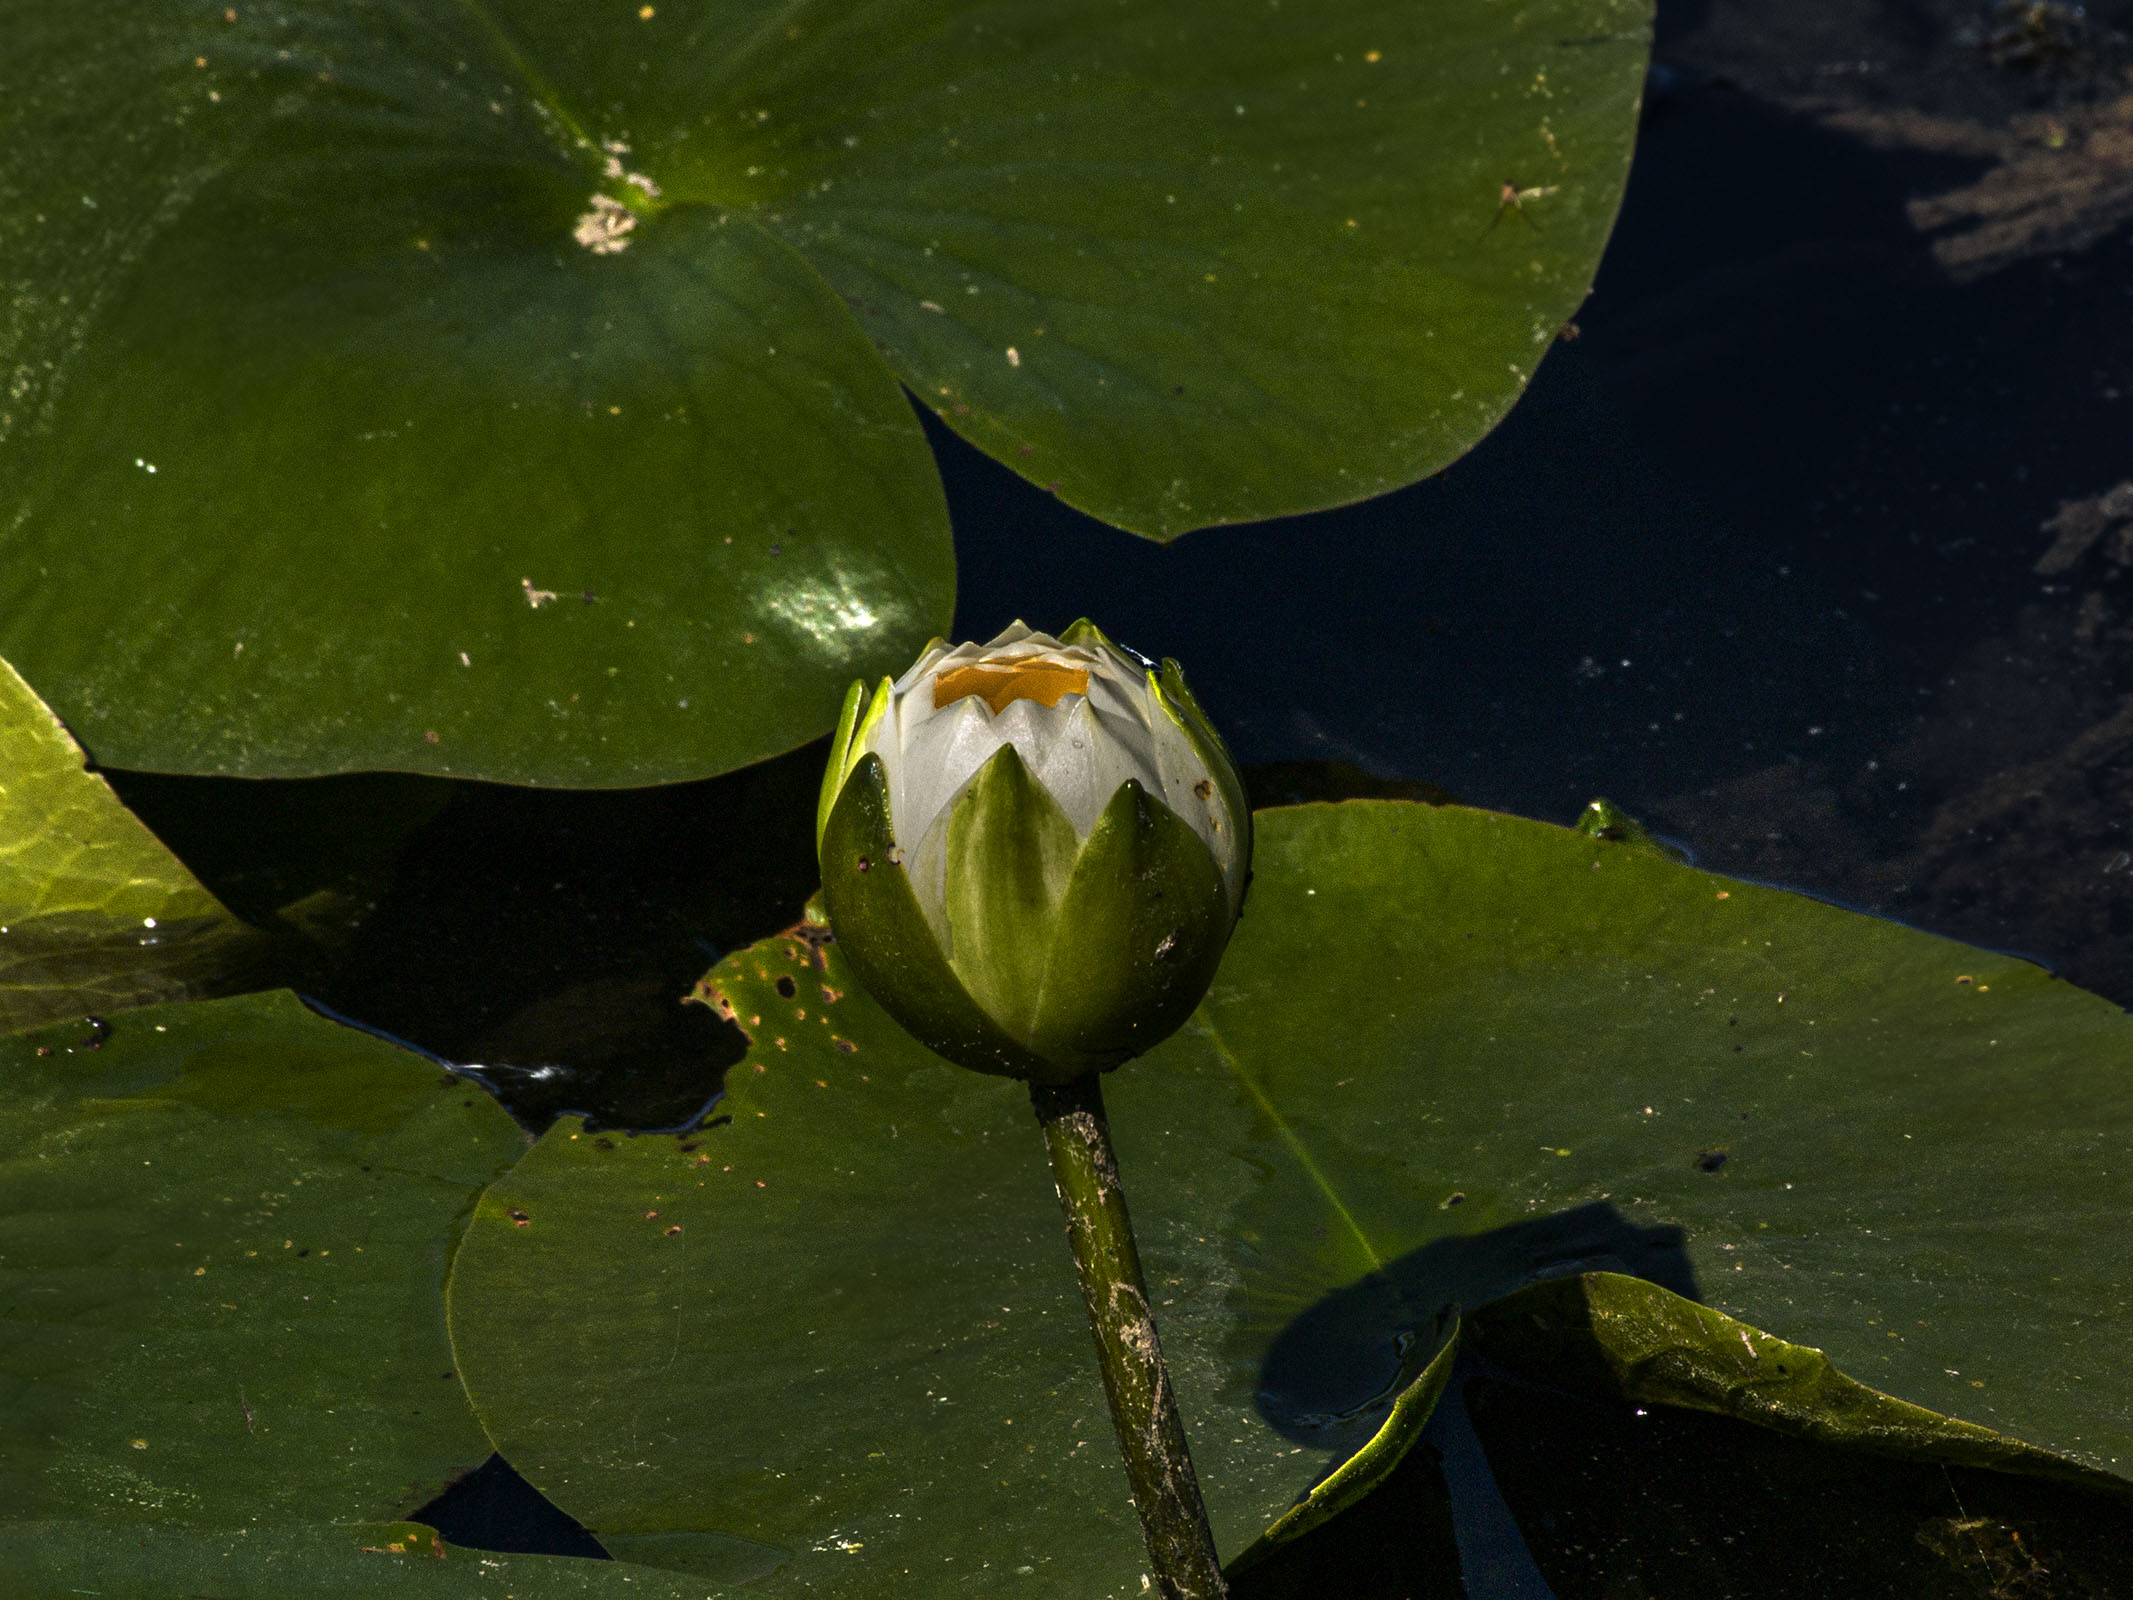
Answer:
[1254,1202,1699,1462]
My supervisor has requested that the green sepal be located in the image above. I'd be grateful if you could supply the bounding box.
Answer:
[815,676,893,858]
[1059,617,1118,651]
[1151,659,1253,910]
[1026,779,1232,1078]
[819,753,1048,1080]
[941,744,1081,1039]
[816,680,866,857]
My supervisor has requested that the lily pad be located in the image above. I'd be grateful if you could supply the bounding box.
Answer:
[1469,1272,2133,1494]
[742,0,1651,535]
[446,799,2133,1590]
[0,991,526,1526]
[1239,1273,2133,1598]
[1,0,1645,783]
[1468,1277,2133,1597]
[0,2,952,785]
[0,1521,732,1600]
[0,657,260,1034]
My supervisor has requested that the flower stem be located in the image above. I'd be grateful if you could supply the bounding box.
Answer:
[1030,1073,1229,1600]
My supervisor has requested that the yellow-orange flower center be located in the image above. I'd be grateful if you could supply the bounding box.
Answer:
[932,658,1090,715]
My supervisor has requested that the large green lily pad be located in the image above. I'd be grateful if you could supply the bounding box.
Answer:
[0,991,526,1527]
[1,0,1645,783]
[445,799,2133,1593]
[0,1521,746,1600]
[0,657,260,1034]
[737,0,1650,535]
[0,2,952,785]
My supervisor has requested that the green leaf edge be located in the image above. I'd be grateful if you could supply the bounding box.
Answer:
[1225,1314,1462,1577]
[0,653,265,1034]
[1473,1272,2133,1502]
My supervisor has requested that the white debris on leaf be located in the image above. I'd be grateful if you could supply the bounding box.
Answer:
[573,194,635,254]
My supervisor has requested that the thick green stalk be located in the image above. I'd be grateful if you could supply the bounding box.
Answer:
[1030,1074,1229,1600]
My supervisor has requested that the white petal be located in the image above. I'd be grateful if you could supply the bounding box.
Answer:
[876,630,1237,907]
[1083,661,1154,735]
[982,620,1039,650]
[891,667,935,755]
[1034,697,1155,837]
[891,640,954,704]
[893,694,1004,851]
[904,802,956,951]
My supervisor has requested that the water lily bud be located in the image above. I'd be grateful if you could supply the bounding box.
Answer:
[817,620,1250,1085]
